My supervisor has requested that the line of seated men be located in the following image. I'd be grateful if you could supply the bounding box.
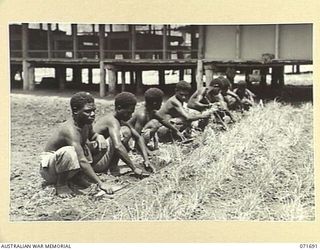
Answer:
[39,76,255,198]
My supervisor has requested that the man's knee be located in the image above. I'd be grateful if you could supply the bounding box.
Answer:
[55,146,77,163]
[55,146,81,173]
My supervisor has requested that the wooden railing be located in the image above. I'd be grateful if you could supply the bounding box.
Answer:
[10,49,199,60]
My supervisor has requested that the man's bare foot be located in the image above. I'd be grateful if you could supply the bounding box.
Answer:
[55,185,75,198]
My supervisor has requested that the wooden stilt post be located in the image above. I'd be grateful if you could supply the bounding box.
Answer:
[162,25,168,59]
[28,65,35,90]
[73,67,82,84]
[22,62,29,91]
[107,64,116,95]
[198,25,205,59]
[226,67,236,85]
[22,23,29,91]
[245,68,252,85]
[191,67,196,91]
[121,71,126,92]
[10,67,16,84]
[271,66,284,87]
[279,65,284,87]
[271,67,277,87]
[130,71,135,85]
[47,23,52,59]
[159,69,165,87]
[196,59,204,90]
[191,26,197,59]
[130,25,136,59]
[204,64,214,87]
[136,70,143,95]
[179,69,184,81]
[88,67,93,85]
[56,66,66,90]
[260,67,268,86]
[72,24,78,59]
[99,24,106,97]
[275,24,280,60]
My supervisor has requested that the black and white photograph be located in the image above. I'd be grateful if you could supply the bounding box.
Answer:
[9,23,314,222]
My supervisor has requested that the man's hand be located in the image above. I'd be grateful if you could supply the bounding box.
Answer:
[175,131,186,141]
[95,134,107,151]
[143,160,156,173]
[99,182,114,195]
[133,167,150,178]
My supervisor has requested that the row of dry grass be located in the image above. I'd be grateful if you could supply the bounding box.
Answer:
[10,93,314,221]
[81,101,314,221]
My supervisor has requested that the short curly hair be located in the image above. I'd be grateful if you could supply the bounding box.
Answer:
[175,80,192,91]
[209,78,222,87]
[70,92,94,112]
[115,92,137,108]
[237,80,247,88]
[218,76,231,90]
[145,88,164,103]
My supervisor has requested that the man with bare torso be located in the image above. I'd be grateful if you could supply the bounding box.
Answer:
[151,80,210,141]
[93,92,155,175]
[129,88,185,150]
[40,92,113,198]
[233,80,256,110]
[219,76,243,111]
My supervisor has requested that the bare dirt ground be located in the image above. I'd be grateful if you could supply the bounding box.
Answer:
[10,92,314,221]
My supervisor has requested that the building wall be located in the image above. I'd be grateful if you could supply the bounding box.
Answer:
[204,24,312,60]
[204,25,237,60]
[240,25,275,59]
[279,24,312,60]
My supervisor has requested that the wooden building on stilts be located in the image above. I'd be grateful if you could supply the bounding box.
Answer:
[9,23,312,97]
